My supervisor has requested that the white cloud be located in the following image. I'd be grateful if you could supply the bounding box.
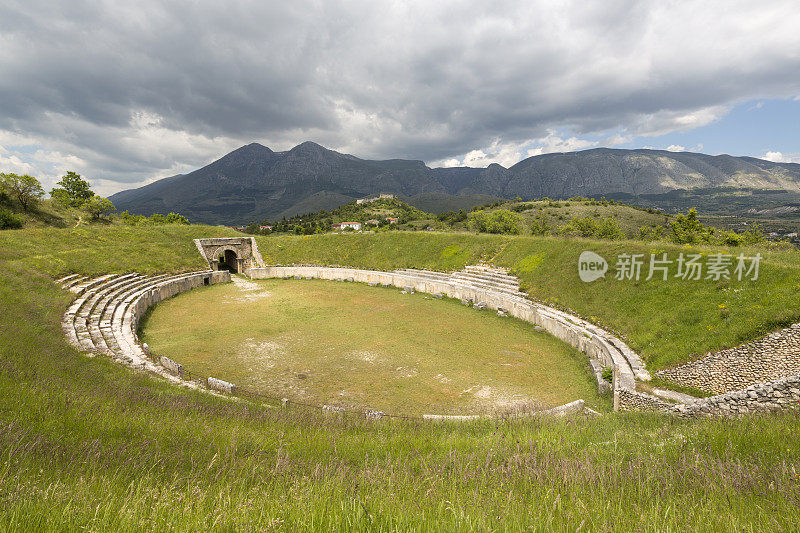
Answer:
[604,133,633,146]
[0,154,35,175]
[666,145,686,152]
[762,151,800,163]
[632,106,730,137]
[525,131,599,157]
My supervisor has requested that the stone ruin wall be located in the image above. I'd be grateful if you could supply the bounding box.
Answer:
[616,374,800,416]
[655,323,800,394]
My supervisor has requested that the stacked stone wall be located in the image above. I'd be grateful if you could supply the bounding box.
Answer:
[656,324,800,394]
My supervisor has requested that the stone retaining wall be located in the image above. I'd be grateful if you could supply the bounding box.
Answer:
[615,372,800,416]
[678,374,800,416]
[250,265,648,411]
[656,323,800,394]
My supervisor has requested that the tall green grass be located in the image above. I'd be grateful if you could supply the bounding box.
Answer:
[0,225,798,530]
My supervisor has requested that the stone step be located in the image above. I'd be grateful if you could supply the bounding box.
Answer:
[73,274,141,353]
[63,275,90,291]
[70,274,118,296]
[449,274,523,295]
[394,269,451,281]
[463,265,512,276]
[450,274,520,291]
[86,275,149,354]
[63,275,126,348]
[110,273,196,357]
[455,270,520,286]
[57,273,82,286]
[100,274,177,355]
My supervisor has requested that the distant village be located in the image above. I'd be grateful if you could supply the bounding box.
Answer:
[230,194,402,233]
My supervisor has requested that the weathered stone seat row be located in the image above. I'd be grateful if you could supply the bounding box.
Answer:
[250,264,649,410]
[60,270,230,381]
[394,266,525,297]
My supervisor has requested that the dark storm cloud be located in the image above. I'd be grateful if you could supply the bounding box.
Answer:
[0,0,799,191]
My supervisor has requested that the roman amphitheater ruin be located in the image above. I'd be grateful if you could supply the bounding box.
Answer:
[58,237,800,418]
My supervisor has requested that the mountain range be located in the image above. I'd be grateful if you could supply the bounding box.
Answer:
[109,141,800,224]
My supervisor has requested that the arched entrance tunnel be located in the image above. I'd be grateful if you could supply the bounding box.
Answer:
[218,249,239,274]
[194,236,267,278]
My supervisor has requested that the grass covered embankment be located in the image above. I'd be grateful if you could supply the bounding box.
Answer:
[255,232,800,369]
[0,225,798,530]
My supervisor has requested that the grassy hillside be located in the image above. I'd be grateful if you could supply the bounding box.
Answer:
[255,232,800,369]
[466,198,671,237]
[0,225,798,530]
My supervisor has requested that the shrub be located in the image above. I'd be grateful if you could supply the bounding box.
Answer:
[638,225,665,241]
[165,212,189,225]
[741,224,765,245]
[467,209,523,234]
[0,207,24,229]
[529,214,550,236]
[84,196,115,220]
[560,216,625,240]
[601,368,613,383]
[668,208,713,244]
[120,210,147,225]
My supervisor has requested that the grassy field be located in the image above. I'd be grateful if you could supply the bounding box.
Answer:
[141,278,606,415]
[0,224,799,530]
[255,232,800,370]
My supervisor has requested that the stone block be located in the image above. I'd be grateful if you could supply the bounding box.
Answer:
[208,377,236,394]
[159,356,184,377]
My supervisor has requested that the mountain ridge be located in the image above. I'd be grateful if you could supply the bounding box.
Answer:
[109,142,800,224]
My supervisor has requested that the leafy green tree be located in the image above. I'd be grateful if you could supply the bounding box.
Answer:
[0,173,45,210]
[84,196,115,219]
[149,213,167,224]
[50,171,94,207]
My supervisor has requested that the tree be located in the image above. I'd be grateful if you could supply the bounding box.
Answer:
[50,171,94,207]
[84,196,115,219]
[0,173,45,210]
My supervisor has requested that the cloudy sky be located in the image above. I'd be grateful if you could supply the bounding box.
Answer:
[1,0,799,196]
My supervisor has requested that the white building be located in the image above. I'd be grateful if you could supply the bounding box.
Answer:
[332,221,362,231]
